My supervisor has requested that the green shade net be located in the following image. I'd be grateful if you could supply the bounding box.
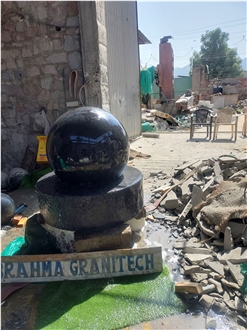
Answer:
[148,66,155,82]
[36,267,185,330]
[140,70,152,95]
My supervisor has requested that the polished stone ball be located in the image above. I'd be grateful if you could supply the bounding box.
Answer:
[46,107,129,184]
[1,193,16,225]
[8,168,28,190]
[1,172,8,189]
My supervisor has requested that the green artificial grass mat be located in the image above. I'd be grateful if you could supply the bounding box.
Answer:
[36,267,185,330]
[19,166,52,189]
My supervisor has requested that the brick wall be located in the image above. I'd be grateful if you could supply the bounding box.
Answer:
[1,1,82,170]
[192,66,247,101]
[238,77,247,100]
[199,77,247,101]
[159,42,174,99]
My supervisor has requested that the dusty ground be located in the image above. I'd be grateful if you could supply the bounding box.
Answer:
[131,114,246,194]
[1,114,247,330]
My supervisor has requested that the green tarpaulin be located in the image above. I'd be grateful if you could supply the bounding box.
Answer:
[140,70,152,95]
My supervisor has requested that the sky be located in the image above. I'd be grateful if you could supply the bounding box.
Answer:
[137,1,247,69]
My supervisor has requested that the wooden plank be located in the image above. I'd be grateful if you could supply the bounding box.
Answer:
[175,159,200,171]
[150,110,179,125]
[1,246,163,283]
[152,185,171,194]
[21,145,37,172]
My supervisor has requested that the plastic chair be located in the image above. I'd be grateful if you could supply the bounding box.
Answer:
[213,107,238,141]
[242,107,247,137]
[190,107,213,140]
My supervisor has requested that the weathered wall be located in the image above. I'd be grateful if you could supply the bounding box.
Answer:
[192,65,247,101]
[238,77,247,100]
[105,1,141,137]
[1,1,82,171]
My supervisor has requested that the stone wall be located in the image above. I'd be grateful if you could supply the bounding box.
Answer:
[1,1,83,171]
[238,77,247,100]
[78,1,110,112]
[200,77,247,101]
[192,66,247,101]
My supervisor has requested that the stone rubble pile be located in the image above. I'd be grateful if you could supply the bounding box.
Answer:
[144,156,247,328]
[141,108,186,131]
[142,98,247,134]
[232,99,247,112]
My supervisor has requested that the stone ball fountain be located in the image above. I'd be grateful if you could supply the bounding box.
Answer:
[35,107,144,251]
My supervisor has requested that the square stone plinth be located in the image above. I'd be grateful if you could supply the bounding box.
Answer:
[75,224,133,252]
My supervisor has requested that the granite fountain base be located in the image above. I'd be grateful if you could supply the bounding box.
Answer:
[36,166,144,252]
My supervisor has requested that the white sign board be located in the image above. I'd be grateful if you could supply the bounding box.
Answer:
[1,246,163,283]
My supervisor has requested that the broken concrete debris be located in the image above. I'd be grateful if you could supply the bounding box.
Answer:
[141,108,182,132]
[144,156,247,323]
[224,227,234,251]
[142,99,247,140]
[206,316,217,329]
[175,281,203,294]
[227,261,244,287]
[175,90,195,112]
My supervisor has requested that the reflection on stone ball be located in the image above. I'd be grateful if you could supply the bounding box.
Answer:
[46,107,129,184]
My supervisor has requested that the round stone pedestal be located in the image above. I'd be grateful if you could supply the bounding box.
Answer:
[36,166,143,232]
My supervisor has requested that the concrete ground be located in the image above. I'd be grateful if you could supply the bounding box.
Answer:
[1,114,246,330]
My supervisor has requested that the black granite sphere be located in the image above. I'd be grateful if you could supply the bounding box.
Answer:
[46,107,129,184]
[1,193,16,225]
